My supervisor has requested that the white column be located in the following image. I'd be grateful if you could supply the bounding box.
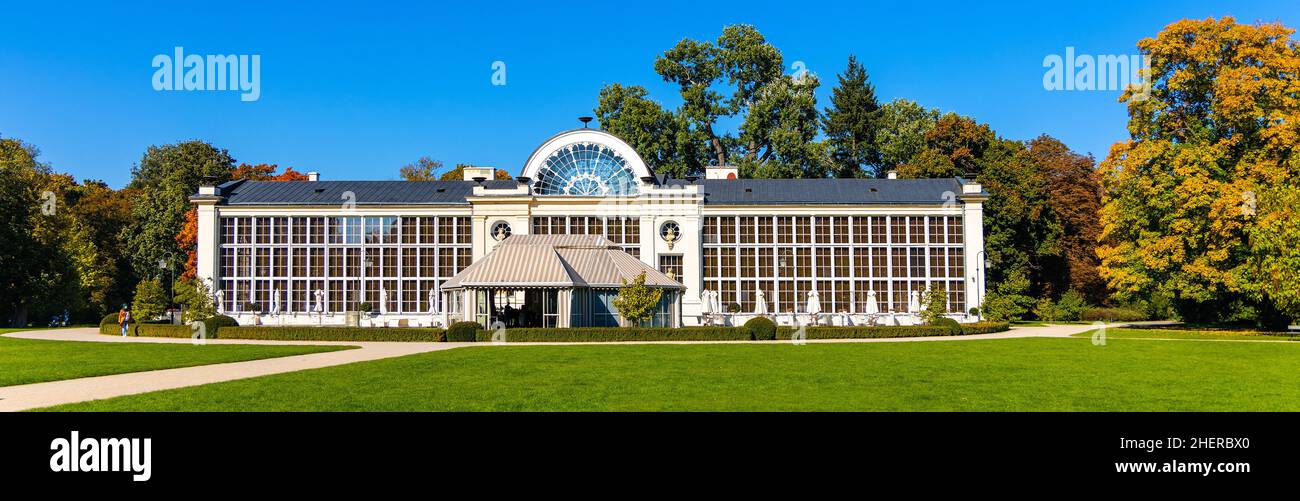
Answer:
[961,194,987,316]
[192,194,220,287]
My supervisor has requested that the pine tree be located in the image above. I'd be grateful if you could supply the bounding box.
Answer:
[822,55,880,178]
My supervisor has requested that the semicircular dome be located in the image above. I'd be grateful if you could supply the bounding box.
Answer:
[522,130,652,196]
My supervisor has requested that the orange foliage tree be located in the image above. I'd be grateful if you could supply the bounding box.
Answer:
[177,164,311,280]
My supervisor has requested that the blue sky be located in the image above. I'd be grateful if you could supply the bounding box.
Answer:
[2,0,1296,188]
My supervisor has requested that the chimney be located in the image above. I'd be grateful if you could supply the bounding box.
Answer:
[307,171,320,181]
[463,166,496,181]
[886,170,898,180]
[705,166,739,180]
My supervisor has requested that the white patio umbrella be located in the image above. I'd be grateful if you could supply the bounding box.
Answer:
[700,289,713,315]
[711,290,722,316]
[908,290,921,313]
[270,287,281,315]
[428,286,439,315]
[754,289,769,315]
[313,289,324,314]
[379,287,389,315]
[865,290,880,315]
[806,290,822,324]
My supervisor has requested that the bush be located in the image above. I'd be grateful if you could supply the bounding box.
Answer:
[447,321,482,342]
[473,326,750,342]
[1081,308,1146,322]
[959,321,1011,335]
[1033,297,1057,322]
[930,317,962,336]
[775,325,954,340]
[1054,290,1089,321]
[744,317,777,341]
[215,326,444,342]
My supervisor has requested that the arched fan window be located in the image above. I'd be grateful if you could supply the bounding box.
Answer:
[533,142,639,196]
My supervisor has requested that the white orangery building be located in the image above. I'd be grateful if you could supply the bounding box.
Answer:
[191,128,988,328]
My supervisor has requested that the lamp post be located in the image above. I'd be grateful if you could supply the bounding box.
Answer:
[974,250,988,318]
[158,253,174,323]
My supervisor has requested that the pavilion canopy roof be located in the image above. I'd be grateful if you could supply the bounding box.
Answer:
[440,235,682,289]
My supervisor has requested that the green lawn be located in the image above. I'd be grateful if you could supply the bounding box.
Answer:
[41,335,1300,411]
[1071,327,1300,342]
[0,329,351,387]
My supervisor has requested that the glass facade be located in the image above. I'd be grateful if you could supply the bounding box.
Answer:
[532,142,639,196]
[702,215,966,314]
[530,216,641,257]
[218,216,472,314]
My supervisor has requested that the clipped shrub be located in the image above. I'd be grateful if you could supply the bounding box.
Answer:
[775,325,953,340]
[930,317,963,336]
[447,321,482,342]
[215,326,444,342]
[473,326,750,342]
[1081,308,1145,322]
[201,315,239,337]
[959,321,1011,335]
[744,317,777,341]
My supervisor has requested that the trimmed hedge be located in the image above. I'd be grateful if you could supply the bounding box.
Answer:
[959,321,1011,335]
[99,313,121,335]
[776,325,953,340]
[214,326,445,342]
[474,326,752,343]
[447,322,482,342]
[131,323,192,338]
[1082,308,1146,322]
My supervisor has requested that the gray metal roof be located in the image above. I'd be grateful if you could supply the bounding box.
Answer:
[211,177,970,206]
[694,178,966,205]
[217,179,507,206]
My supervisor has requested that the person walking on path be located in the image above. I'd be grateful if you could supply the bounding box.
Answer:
[117,305,132,337]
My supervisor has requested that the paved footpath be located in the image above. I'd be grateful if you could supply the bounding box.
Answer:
[0,323,1113,411]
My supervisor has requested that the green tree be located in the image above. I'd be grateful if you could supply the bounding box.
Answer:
[612,272,664,326]
[131,278,168,321]
[122,141,235,282]
[739,74,828,179]
[595,84,690,177]
[173,278,215,322]
[870,99,939,175]
[919,285,948,324]
[981,271,1034,321]
[822,55,880,178]
[655,36,729,167]
[0,137,50,325]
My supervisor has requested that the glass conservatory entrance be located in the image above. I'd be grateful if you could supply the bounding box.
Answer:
[475,288,559,328]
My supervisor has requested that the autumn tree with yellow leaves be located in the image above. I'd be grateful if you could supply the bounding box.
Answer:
[1098,17,1300,328]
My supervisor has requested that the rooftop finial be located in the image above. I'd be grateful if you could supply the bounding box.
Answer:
[578,116,593,128]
